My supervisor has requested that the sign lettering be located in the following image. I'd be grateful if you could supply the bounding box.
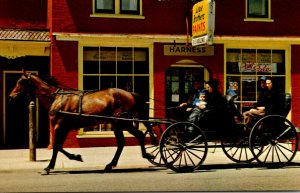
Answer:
[164,45,214,56]
[192,0,215,46]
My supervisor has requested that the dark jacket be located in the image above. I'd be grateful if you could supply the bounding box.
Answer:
[257,89,283,115]
[205,91,227,113]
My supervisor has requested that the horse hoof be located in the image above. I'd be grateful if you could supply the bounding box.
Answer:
[41,169,50,175]
[104,165,113,172]
[75,154,83,162]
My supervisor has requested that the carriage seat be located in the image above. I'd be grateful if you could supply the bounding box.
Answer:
[280,93,291,117]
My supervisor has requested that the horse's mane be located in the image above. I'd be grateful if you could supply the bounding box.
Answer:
[38,75,78,91]
[130,92,150,119]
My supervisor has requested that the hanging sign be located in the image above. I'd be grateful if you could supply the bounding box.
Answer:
[192,0,215,46]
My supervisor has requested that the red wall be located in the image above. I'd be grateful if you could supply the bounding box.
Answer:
[291,45,300,128]
[215,1,300,37]
[49,0,300,37]
[50,0,190,35]
[50,39,78,88]
[50,39,79,148]
[0,0,48,30]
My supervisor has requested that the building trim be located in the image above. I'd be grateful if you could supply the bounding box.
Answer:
[53,32,300,45]
[0,40,50,59]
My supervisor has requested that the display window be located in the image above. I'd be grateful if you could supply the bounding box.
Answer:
[81,46,149,133]
[226,48,286,113]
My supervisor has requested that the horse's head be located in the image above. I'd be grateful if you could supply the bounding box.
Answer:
[8,71,36,103]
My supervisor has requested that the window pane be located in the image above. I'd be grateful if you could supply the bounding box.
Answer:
[134,48,149,74]
[120,0,139,14]
[100,76,116,90]
[272,50,285,75]
[100,47,116,74]
[257,49,271,75]
[83,76,100,90]
[248,0,268,18]
[117,76,133,91]
[241,49,256,74]
[117,48,133,74]
[226,49,241,74]
[83,61,99,74]
[95,0,114,13]
[134,76,149,97]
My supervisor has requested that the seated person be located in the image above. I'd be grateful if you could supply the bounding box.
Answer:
[243,77,282,125]
[179,79,205,112]
[188,79,227,129]
[188,89,209,124]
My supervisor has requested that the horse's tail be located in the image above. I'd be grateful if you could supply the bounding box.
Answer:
[130,92,149,119]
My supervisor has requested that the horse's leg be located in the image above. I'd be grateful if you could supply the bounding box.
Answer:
[60,149,83,162]
[126,122,155,159]
[42,126,69,175]
[104,125,125,171]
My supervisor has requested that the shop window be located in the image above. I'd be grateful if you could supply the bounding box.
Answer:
[82,46,149,132]
[245,0,273,21]
[93,0,143,18]
[226,48,286,113]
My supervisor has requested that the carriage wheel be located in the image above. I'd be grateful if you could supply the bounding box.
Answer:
[249,115,298,167]
[144,122,171,166]
[159,122,208,173]
[221,125,255,163]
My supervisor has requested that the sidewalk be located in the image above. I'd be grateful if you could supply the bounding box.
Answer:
[1,146,300,171]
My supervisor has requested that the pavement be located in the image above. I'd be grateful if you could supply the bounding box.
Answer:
[1,145,300,172]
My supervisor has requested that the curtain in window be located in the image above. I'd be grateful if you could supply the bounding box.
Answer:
[121,0,138,11]
[248,0,267,17]
[96,0,113,10]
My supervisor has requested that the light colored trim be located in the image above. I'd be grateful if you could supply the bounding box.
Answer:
[77,131,137,138]
[54,32,189,43]
[90,14,145,19]
[245,0,273,21]
[54,32,300,45]
[0,41,50,59]
[91,0,144,19]
[214,36,300,44]
[244,18,274,22]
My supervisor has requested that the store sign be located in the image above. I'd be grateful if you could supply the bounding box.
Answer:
[192,0,215,46]
[84,50,146,61]
[164,45,214,56]
[238,62,278,73]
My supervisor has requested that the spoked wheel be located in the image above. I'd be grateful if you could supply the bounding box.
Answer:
[249,115,298,167]
[159,122,208,173]
[144,121,172,166]
[221,124,255,163]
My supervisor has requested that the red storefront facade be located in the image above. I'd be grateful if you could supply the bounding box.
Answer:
[1,0,300,148]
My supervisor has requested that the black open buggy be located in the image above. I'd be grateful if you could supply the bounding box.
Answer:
[156,93,299,173]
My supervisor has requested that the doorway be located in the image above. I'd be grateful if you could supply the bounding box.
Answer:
[3,71,40,148]
[165,64,209,109]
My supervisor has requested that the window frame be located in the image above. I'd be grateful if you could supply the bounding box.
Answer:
[80,46,150,134]
[92,0,144,19]
[244,0,273,22]
[94,0,115,14]
[225,48,286,114]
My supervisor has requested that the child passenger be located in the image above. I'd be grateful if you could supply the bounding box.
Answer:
[188,89,208,124]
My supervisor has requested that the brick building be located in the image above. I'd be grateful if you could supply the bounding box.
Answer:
[1,0,300,148]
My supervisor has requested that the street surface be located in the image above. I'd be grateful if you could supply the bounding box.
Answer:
[0,146,300,192]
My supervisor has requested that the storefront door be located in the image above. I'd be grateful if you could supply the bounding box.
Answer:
[165,66,207,109]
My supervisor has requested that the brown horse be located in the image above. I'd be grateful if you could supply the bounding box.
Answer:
[9,70,154,175]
